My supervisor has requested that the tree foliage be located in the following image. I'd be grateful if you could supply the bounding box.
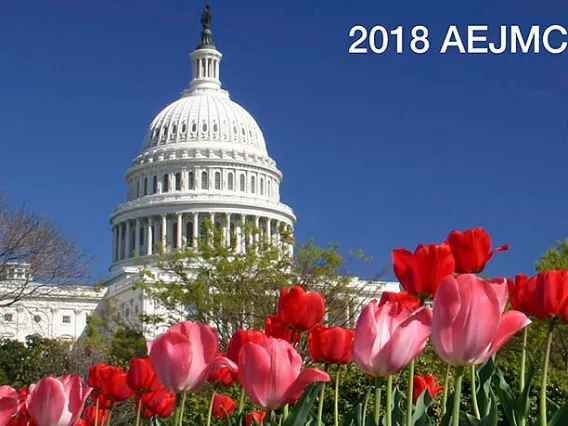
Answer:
[138,221,385,343]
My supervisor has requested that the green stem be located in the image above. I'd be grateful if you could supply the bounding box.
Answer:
[451,367,464,426]
[94,397,99,426]
[105,410,112,426]
[283,404,289,420]
[238,387,246,414]
[519,327,528,426]
[386,376,393,426]
[406,359,415,426]
[334,367,341,426]
[540,321,555,426]
[206,391,216,426]
[374,377,382,425]
[362,388,371,426]
[470,365,480,420]
[173,393,183,426]
[316,382,327,426]
[135,397,142,426]
[442,364,451,416]
[178,392,187,426]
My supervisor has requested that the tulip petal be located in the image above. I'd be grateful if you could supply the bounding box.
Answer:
[431,276,461,361]
[488,278,509,313]
[279,368,331,409]
[194,356,238,392]
[352,301,382,374]
[149,331,194,391]
[484,310,531,360]
[377,307,432,376]
[60,374,91,425]
[28,377,67,426]
[238,342,272,409]
[0,386,18,426]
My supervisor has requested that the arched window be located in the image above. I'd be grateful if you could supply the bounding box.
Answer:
[152,176,158,194]
[260,178,264,196]
[201,171,208,189]
[251,176,256,194]
[163,174,169,192]
[188,171,194,189]
[175,173,181,191]
[144,178,148,195]
[215,171,221,190]
[228,172,234,190]
[239,174,245,192]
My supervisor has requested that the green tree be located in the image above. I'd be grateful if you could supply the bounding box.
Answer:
[535,238,568,271]
[138,220,384,343]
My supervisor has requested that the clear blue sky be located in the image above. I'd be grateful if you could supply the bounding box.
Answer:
[1,1,567,283]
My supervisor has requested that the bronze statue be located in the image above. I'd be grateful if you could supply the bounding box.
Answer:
[201,5,211,30]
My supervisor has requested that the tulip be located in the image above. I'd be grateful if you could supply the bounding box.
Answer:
[507,274,538,317]
[212,394,236,419]
[412,375,443,404]
[207,361,236,387]
[532,270,568,321]
[149,320,237,392]
[137,384,175,419]
[444,227,509,274]
[278,286,325,331]
[88,364,133,409]
[265,314,299,344]
[8,388,35,426]
[351,300,432,377]
[238,337,330,410]
[127,358,158,394]
[431,274,531,367]
[26,374,91,426]
[379,291,420,311]
[245,411,266,425]
[0,386,18,426]
[82,405,110,426]
[308,324,354,364]
[227,329,267,363]
[392,243,455,298]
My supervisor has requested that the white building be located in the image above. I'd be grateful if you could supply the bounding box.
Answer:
[0,8,400,343]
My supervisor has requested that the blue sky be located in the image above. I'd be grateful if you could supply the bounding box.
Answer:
[1,0,567,283]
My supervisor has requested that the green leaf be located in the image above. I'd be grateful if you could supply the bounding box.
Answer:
[341,402,363,426]
[283,383,322,426]
[382,386,405,426]
[478,389,498,426]
[547,401,568,426]
[492,366,517,426]
[475,358,496,418]
[411,389,433,426]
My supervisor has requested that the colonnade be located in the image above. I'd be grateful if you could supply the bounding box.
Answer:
[111,212,292,263]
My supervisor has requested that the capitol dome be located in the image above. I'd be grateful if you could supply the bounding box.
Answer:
[107,8,295,274]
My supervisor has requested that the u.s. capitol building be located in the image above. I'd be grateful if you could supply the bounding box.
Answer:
[0,9,400,343]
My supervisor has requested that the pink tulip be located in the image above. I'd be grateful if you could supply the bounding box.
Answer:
[149,320,237,392]
[431,274,531,366]
[238,337,330,410]
[26,374,91,426]
[0,385,18,426]
[351,299,432,377]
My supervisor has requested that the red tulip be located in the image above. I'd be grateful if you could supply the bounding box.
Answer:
[88,364,133,407]
[392,243,455,297]
[444,227,509,274]
[238,337,330,410]
[212,394,236,419]
[227,329,267,363]
[7,388,35,426]
[75,420,87,426]
[127,358,157,394]
[431,274,530,366]
[412,374,444,404]
[308,324,354,364]
[532,271,568,321]
[149,320,237,392]
[507,274,538,317]
[26,375,91,426]
[0,386,18,426]
[245,412,267,425]
[379,291,421,311]
[138,384,175,419]
[208,358,236,387]
[82,405,110,426]
[278,286,325,331]
[265,314,299,344]
[352,300,432,377]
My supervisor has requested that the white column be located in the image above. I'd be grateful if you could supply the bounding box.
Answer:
[125,221,132,259]
[176,214,183,248]
[193,213,199,248]
[241,214,246,253]
[225,213,232,247]
[135,218,141,255]
[146,218,153,256]
[254,216,260,245]
[267,219,272,244]
[118,223,124,261]
[161,215,167,249]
